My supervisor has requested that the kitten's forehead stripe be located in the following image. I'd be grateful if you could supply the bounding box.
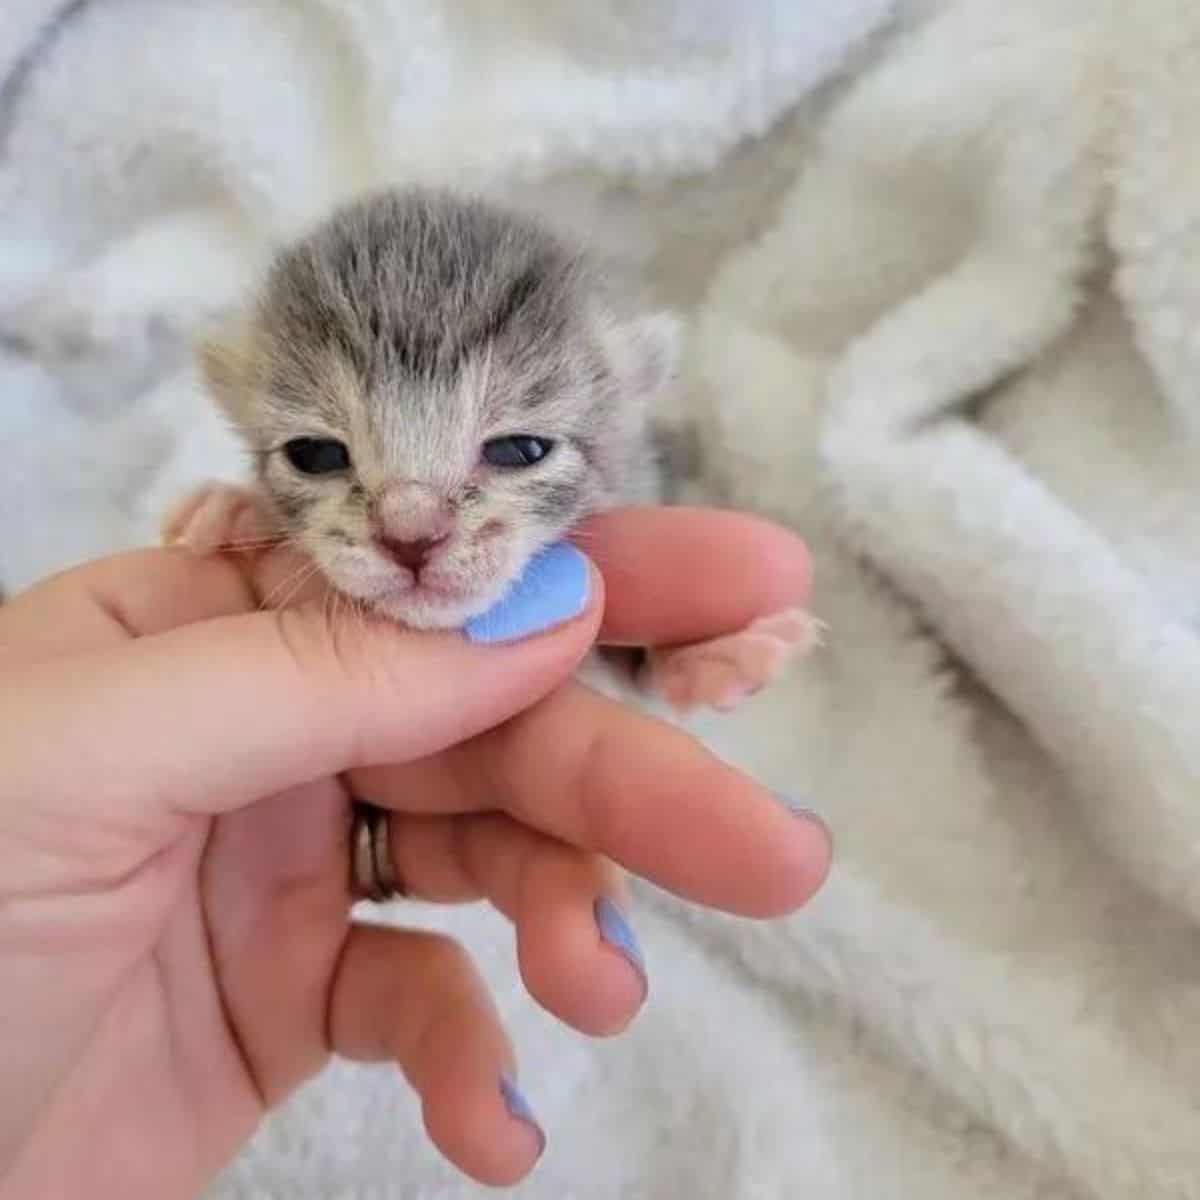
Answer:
[261,189,582,396]
[521,366,568,410]
[477,268,543,352]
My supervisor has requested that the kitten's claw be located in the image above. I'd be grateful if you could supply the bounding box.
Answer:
[647,607,822,715]
[161,483,275,554]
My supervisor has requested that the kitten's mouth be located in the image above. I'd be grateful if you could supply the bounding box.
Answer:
[403,576,462,598]
[371,573,472,608]
[368,579,497,631]
[353,569,494,630]
[327,535,513,629]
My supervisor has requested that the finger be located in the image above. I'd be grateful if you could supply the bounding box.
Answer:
[0,548,259,664]
[573,506,811,647]
[330,923,544,1188]
[351,680,831,919]
[0,505,809,663]
[1,566,603,830]
[377,812,644,1035]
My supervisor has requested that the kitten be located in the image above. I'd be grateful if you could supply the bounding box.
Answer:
[165,187,814,712]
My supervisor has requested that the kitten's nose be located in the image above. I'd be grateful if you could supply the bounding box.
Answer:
[372,482,455,574]
[377,534,448,572]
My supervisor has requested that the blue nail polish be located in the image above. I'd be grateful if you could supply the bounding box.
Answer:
[773,791,817,818]
[773,792,833,849]
[464,542,590,645]
[594,896,647,988]
[499,1074,546,1157]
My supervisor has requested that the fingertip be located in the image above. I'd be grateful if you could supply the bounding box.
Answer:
[499,1074,548,1161]
[691,509,811,624]
[575,506,811,646]
[422,1067,546,1187]
[796,808,835,901]
[746,516,812,613]
[517,890,648,1038]
[330,924,543,1188]
[745,803,834,918]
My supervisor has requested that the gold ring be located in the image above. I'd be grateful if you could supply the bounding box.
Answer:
[350,800,404,902]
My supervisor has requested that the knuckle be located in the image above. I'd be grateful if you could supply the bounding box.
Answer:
[574,722,638,852]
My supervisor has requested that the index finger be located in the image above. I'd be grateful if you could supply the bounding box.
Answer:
[350,680,830,918]
[573,507,811,648]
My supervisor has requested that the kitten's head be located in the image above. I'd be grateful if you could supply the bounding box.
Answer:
[201,188,679,628]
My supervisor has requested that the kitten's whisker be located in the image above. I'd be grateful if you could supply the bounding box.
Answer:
[215,536,289,552]
[258,569,301,612]
[275,563,322,612]
[258,562,306,610]
[351,594,369,639]
[272,567,316,612]
[259,560,320,611]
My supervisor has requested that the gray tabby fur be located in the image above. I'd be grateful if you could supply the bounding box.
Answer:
[202,186,681,629]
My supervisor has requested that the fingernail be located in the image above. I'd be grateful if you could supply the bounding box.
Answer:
[465,542,590,645]
[594,896,648,992]
[773,790,816,818]
[774,793,833,849]
[499,1074,546,1158]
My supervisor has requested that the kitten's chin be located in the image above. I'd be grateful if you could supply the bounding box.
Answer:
[367,586,497,631]
[351,571,517,631]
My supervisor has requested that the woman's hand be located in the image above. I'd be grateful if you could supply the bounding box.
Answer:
[0,507,828,1197]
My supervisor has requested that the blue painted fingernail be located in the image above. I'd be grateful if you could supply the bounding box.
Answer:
[465,542,590,645]
[774,793,833,847]
[499,1074,546,1157]
[594,896,648,991]
[774,791,816,817]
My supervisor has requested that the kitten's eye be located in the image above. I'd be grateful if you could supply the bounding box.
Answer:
[482,436,554,469]
[283,437,352,476]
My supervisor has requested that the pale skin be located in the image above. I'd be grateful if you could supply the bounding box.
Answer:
[0,506,828,1198]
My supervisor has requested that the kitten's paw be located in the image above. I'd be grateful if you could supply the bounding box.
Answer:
[161,483,275,554]
[647,607,822,715]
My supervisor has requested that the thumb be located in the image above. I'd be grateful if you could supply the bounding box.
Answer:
[2,549,601,824]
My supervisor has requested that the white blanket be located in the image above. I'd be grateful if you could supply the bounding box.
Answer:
[3,2,1200,1197]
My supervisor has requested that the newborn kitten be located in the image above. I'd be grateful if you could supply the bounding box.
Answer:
[165,187,813,713]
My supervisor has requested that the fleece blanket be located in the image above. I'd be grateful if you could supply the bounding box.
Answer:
[4,1,1200,1196]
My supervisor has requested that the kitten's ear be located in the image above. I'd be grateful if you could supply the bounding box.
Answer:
[197,314,255,424]
[598,309,684,400]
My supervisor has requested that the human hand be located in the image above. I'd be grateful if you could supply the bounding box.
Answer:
[0,506,828,1197]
